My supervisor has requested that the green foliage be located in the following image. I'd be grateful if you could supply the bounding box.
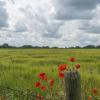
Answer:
[0,49,100,99]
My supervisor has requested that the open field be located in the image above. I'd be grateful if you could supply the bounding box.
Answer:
[0,48,100,99]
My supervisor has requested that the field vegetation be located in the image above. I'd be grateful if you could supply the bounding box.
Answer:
[0,49,100,99]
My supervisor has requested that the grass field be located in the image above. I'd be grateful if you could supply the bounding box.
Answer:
[0,48,100,100]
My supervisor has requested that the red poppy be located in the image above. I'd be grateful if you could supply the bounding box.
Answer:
[38,73,45,78]
[38,73,47,81]
[44,76,48,81]
[92,87,98,94]
[35,81,41,87]
[40,86,46,91]
[58,64,67,71]
[75,64,80,69]
[58,72,64,78]
[88,96,92,100]
[49,79,54,89]
[69,57,76,62]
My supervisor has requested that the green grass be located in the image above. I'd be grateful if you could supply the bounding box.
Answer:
[0,48,100,99]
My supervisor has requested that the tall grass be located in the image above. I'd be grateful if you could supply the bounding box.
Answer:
[0,49,100,99]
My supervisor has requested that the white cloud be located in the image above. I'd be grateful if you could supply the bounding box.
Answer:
[0,0,100,47]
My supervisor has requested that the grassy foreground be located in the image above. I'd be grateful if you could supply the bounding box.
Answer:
[0,48,100,99]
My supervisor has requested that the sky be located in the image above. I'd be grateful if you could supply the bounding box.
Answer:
[0,0,100,47]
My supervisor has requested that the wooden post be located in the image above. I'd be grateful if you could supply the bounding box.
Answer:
[64,71,81,100]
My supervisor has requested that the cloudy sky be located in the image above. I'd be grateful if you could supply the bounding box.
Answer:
[0,0,100,47]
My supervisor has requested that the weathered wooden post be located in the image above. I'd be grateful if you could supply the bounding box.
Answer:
[64,71,81,100]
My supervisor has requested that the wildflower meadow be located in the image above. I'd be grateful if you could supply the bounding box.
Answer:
[0,49,100,100]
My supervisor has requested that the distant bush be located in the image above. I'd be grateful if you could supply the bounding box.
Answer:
[0,43,100,48]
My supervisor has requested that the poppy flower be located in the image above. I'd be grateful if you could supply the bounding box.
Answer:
[58,72,64,78]
[88,96,92,100]
[49,79,54,89]
[38,73,45,78]
[92,87,98,94]
[35,81,41,87]
[38,73,47,81]
[75,64,80,69]
[69,57,76,62]
[40,86,46,91]
[44,76,48,81]
[58,64,67,71]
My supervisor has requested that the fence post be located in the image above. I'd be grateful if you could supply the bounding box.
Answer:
[64,71,81,100]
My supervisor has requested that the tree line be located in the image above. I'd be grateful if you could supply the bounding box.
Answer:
[0,43,100,48]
